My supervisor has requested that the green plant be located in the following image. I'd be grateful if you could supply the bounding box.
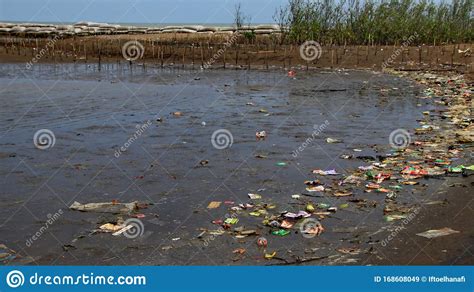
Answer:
[274,0,473,45]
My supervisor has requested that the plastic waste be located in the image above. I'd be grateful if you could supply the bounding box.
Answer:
[257,237,268,247]
[69,201,139,214]
[207,201,221,209]
[272,229,290,236]
[416,228,460,239]
[224,218,239,225]
[264,251,277,259]
[248,193,262,200]
[312,169,339,175]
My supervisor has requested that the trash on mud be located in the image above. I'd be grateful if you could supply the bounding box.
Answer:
[284,211,311,219]
[256,131,267,140]
[255,154,268,159]
[306,185,325,192]
[272,229,290,236]
[224,218,239,225]
[337,247,362,255]
[112,225,134,236]
[208,229,226,236]
[384,214,408,222]
[326,138,342,144]
[301,221,325,236]
[257,237,268,247]
[340,154,354,159]
[333,191,352,197]
[305,203,316,213]
[312,169,339,175]
[69,201,141,214]
[280,220,294,229]
[99,222,124,233]
[233,248,246,254]
[249,210,267,217]
[248,193,262,200]
[0,244,16,264]
[234,228,258,238]
[304,180,322,186]
[416,228,460,239]
[264,251,277,259]
[207,201,221,209]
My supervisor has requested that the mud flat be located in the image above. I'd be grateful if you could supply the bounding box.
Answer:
[0,63,472,265]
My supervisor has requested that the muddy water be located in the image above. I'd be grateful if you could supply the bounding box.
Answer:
[0,64,432,265]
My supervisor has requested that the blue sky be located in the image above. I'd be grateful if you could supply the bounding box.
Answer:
[0,0,286,24]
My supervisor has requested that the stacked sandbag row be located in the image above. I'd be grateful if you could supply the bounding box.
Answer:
[0,22,283,37]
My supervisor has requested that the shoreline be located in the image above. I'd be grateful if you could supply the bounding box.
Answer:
[0,33,472,77]
[364,69,473,265]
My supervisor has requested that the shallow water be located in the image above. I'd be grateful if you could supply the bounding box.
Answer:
[0,63,433,265]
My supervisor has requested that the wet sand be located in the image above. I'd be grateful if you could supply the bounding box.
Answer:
[366,175,473,265]
[0,63,472,265]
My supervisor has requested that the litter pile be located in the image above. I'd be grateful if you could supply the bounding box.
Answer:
[68,201,150,239]
[198,70,472,263]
